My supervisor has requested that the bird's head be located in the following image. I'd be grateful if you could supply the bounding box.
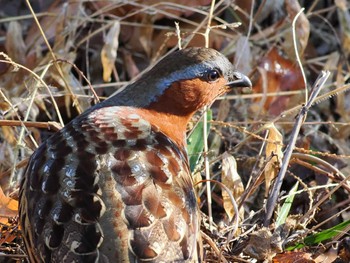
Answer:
[104,47,252,147]
[107,47,251,114]
[142,47,252,115]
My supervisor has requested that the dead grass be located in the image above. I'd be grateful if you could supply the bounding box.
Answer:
[0,0,350,262]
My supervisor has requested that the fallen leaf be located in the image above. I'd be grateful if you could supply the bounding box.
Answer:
[264,124,283,196]
[221,152,244,222]
[0,217,20,245]
[273,251,315,263]
[101,21,120,82]
[252,47,304,116]
[314,245,338,263]
[0,186,18,225]
[244,227,281,261]
[5,21,26,65]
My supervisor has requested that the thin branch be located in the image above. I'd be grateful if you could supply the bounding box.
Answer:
[202,0,216,233]
[292,8,308,102]
[201,230,228,263]
[0,120,61,132]
[264,71,330,226]
[299,173,350,225]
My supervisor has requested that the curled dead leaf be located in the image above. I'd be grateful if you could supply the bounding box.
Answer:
[0,186,18,225]
[244,227,282,261]
[221,152,244,222]
[252,48,304,116]
[265,124,283,196]
[101,21,121,82]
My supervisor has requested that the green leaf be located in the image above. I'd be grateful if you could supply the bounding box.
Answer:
[275,182,299,227]
[287,219,350,250]
[187,110,212,172]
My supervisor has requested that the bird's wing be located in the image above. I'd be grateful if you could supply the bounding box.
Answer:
[20,106,199,262]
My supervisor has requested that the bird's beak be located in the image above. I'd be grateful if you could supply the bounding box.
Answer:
[227,71,252,88]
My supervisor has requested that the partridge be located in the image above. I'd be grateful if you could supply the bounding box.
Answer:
[19,47,251,262]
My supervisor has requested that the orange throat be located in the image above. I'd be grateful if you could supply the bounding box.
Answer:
[134,77,228,150]
[134,108,190,150]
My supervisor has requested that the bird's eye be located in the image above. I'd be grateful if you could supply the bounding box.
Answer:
[206,70,220,82]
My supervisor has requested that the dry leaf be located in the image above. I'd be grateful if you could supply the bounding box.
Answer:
[1,126,17,146]
[134,15,154,57]
[273,251,315,263]
[192,171,202,197]
[25,1,81,51]
[0,186,18,224]
[314,245,338,263]
[101,21,121,82]
[221,152,244,222]
[264,124,283,196]
[284,0,310,58]
[0,223,18,245]
[337,237,350,262]
[243,227,282,261]
[0,101,10,111]
[335,0,350,57]
[252,48,304,116]
[5,21,26,65]
[152,19,226,56]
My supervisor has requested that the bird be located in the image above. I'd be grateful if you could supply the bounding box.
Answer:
[19,47,252,263]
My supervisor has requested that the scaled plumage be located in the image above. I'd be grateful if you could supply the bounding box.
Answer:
[19,47,251,262]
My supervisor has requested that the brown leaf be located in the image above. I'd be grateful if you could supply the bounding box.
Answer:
[243,227,282,261]
[264,124,283,196]
[137,15,154,57]
[284,0,310,57]
[0,186,18,225]
[252,48,304,116]
[335,0,350,57]
[0,223,18,245]
[101,21,120,82]
[1,127,17,146]
[221,152,244,222]
[0,101,10,111]
[314,245,338,263]
[273,251,315,263]
[5,22,26,65]
[25,1,81,51]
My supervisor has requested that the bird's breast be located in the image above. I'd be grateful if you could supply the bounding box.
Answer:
[98,131,197,261]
